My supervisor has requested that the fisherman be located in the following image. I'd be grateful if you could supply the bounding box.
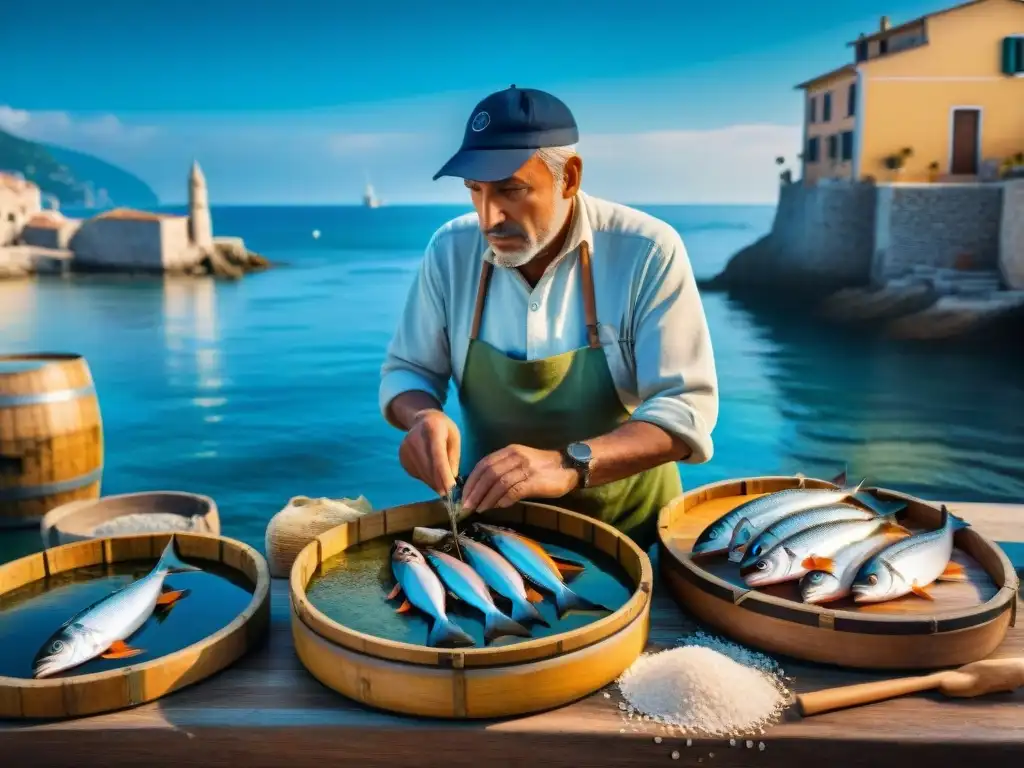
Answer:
[379,85,719,550]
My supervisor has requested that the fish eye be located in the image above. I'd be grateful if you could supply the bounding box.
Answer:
[809,572,824,583]
[707,527,719,539]
[751,545,762,556]
[867,574,878,585]
[50,640,64,653]
[756,560,769,571]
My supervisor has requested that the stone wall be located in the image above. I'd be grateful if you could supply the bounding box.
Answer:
[771,182,878,285]
[71,218,166,270]
[1000,179,1024,291]
[872,184,1003,282]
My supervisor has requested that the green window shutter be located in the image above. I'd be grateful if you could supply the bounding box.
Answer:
[1003,36,1020,75]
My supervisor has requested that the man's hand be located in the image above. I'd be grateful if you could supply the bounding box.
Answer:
[398,409,461,496]
[461,445,578,513]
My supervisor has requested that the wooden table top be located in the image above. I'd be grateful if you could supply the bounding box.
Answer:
[1,500,1022,768]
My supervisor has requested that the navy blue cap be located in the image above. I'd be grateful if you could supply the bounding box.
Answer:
[433,85,578,182]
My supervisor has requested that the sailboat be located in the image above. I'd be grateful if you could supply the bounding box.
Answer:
[362,179,381,208]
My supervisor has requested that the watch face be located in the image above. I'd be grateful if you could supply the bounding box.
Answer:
[567,442,592,463]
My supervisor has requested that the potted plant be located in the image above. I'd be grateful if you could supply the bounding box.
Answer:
[882,147,914,180]
[1001,152,1024,179]
[928,161,940,182]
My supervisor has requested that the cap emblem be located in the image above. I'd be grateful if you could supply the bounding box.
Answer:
[470,111,490,132]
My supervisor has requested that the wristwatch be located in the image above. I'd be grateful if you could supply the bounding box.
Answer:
[563,442,593,489]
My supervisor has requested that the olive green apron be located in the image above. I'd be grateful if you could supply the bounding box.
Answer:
[457,241,682,551]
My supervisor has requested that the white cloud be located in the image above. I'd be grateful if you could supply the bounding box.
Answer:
[579,124,802,204]
[0,105,159,149]
[0,104,800,204]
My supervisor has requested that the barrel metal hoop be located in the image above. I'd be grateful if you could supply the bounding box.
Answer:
[0,466,104,501]
[0,385,96,409]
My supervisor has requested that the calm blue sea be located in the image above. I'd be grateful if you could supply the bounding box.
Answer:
[1,203,1022,563]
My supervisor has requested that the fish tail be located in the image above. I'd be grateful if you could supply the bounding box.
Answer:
[155,536,201,574]
[511,598,549,628]
[554,585,613,620]
[941,505,971,531]
[483,610,532,643]
[426,617,475,648]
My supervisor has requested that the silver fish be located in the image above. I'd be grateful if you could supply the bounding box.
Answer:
[740,513,908,588]
[737,502,895,568]
[472,523,610,620]
[33,537,199,678]
[799,530,910,604]
[693,471,860,557]
[458,535,549,628]
[425,548,531,643]
[851,506,970,604]
[388,540,474,648]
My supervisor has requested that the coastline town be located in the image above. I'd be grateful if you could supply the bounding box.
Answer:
[0,1,1023,767]
[0,161,267,280]
[705,0,1024,340]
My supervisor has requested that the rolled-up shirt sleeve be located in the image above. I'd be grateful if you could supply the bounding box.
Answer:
[628,234,719,463]
[379,235,452,428]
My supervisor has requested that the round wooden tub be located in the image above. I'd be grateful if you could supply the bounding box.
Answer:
[0,354,104,528]
[658,476,1019,670]
[40,491,221,548]
[0,532,270,719]
[290,500,652,719]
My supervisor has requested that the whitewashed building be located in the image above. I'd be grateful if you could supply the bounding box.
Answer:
[0,172,42,245]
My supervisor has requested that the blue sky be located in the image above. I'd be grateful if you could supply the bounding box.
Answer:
[1,0,941,204]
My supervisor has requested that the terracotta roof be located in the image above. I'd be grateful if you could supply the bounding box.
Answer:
[25,212,65,229]
[795,63,857,90]
[845,0,1011,47]
[0,172,37,191]
[94,207,180,222]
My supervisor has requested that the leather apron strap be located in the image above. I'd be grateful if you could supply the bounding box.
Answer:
[469,243,601,349]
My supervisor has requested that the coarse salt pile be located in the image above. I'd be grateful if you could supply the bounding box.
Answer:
[92,513,206,537]
[617,637,787,737]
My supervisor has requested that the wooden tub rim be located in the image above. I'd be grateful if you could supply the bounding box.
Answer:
[290,499,653,668]
[40,491,220,540]
[656,476,1020,636]
[0,531,270,698]
[0,353,86,364]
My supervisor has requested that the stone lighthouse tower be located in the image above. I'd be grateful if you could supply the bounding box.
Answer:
[189,160,214,252]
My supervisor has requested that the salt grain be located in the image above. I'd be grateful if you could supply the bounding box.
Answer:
[746,740,753,748]
[92,513,206,537]
[686,738,693,747]
[617,642,786,737]
[604,692,611,699]
[729,739,736,747]
[758,742,766,751]
[654,736,662,744]
[671,751,680,760]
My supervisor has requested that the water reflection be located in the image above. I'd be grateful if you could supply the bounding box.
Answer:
[0,280,38,343]
[161,277,225,456]
[750,308,1024,501]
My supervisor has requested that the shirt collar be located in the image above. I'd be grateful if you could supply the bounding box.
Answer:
[482,191,594,270]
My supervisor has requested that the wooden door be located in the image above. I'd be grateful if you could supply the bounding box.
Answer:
[951,109,980,175]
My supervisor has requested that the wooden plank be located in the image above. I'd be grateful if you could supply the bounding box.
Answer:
[0,501,1021,768]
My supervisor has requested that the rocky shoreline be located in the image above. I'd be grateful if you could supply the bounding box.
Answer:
[0,240,274,281]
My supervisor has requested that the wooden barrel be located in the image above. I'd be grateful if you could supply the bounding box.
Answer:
[0,354,103,528]
[40,491,221,548]
[0,532,270,719]
[658,476,1019,670]
[290,500,653,719]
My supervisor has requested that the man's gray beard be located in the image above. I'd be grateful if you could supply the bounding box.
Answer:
[489,195,573,269]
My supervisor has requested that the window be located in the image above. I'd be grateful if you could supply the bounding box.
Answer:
[809,96,817,123]
[879,38,889,55]
[828,135,838,161]
[848,83,857,116]
[841,131,854,161]
[823,92,833,122]
[1003,36,1024,75]
[855,40,868,62]
[807,137,820,163]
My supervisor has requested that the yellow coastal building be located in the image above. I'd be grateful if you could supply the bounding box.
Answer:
[798,0,1024,184]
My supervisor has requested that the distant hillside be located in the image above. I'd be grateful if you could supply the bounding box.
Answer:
[0,128,158,208]
[44,143,159,207]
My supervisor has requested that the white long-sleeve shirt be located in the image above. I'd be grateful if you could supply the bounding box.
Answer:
[379,191,720,463]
